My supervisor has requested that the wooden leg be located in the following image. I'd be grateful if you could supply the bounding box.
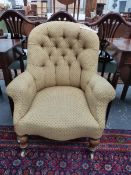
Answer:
[14,69,18,77]
[101,62,106,77]
[8,97,14,117]
[107,73,111,82]
[89,138,100,151]
[121,66,131,100]
[111,71,119,89]
[2,67,12,86]
[88,138,100,160]
[121,84,129,100]
[106,102,112,124]
[0,86,2,95]
[17,135,28,149]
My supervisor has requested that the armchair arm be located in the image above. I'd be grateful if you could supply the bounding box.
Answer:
[7,71,37,125]
[85,74,115,128]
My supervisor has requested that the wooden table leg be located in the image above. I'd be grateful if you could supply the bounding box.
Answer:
[2,67,12,86]
[120,66,131,100]
[0,86,2,95]
[121,85,129,100]
[111,71,120,89]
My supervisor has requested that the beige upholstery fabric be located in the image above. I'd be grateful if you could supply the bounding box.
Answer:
[27,22,99,91]
[16,86,100,140]
[7,21,115,141]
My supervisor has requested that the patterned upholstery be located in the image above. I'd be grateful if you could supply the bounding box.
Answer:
[7,21,115,140]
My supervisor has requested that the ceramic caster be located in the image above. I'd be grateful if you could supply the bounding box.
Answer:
[89,152,94,160]
[17,139,20,143]
[21,149,26,157]
[17,135,28,149]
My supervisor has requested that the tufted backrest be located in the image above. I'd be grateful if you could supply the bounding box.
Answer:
[27,21,99,91]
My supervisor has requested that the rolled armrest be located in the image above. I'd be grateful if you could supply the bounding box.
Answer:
[85,74,115,128]
[89,74,115,101]
[7,71,37,124]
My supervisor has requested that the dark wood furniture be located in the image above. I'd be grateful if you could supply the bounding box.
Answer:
[0,31,8,95]
[84,12,131,120]
[0,39,23,85]
[0,10,38,39]
[0,39,23,112]
[53,0,80,20]
[96,3,105,16]
[85,0,97,17]
[85,12,131,81]
[0,9,39,74]
[26,15,47,23]
[27,4,37,16]
[108,38,131,100]
[121,12,131,22]
[47,10,77,22]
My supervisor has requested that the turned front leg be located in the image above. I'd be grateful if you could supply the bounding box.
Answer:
[17,135,28,149]
[89,138,100,151]
[88,138,100,160]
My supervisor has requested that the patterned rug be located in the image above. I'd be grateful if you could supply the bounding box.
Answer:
[0,126,131,175]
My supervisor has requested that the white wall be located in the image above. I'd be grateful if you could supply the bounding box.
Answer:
[104,0,127,13]
[125,0,131,11]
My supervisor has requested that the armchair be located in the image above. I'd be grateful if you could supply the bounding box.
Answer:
[7,21,115,159]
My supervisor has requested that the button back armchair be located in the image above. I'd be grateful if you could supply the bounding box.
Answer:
[7,21,115,159]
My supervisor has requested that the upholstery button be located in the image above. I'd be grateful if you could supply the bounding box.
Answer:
[69,45,72,49]
[68,62,71,67]
[55,62,57,66]
[55,43,58,48]
[77,34,80,40]
[83,45,86,49]
[47,33,51,38]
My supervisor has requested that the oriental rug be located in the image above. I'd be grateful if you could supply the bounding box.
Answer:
[0,126,130,175]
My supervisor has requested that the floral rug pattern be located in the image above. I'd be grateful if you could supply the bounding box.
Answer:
[0,126,131,175]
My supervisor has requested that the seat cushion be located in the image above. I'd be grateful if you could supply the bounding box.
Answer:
[16,86,100,140]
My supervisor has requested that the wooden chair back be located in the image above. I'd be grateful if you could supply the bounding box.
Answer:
[47,11,77,22]
[84,12,131,78]
[86,12,131,52]
[0,9,38,39]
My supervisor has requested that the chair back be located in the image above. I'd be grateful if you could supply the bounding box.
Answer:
[47,11,77,22]
[53,0,80,20]
[0,9,37,39]
[86,12,131,52]
[27,21,99,91]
